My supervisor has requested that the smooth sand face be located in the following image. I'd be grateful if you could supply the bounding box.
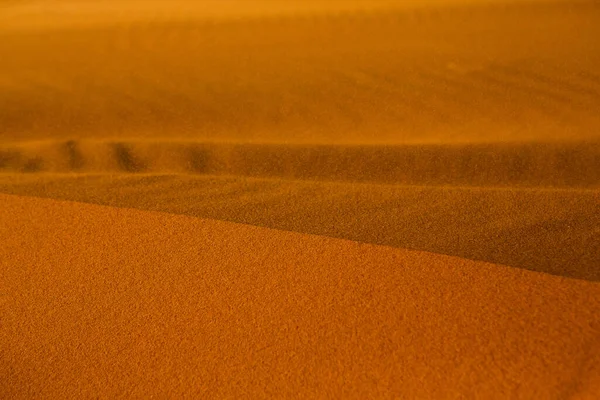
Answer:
[1,0,599,397]
[2,193,600,398]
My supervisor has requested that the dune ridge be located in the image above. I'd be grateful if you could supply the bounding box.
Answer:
[1,139,598,188]
[1,174,598,281]
[2,193,600,398]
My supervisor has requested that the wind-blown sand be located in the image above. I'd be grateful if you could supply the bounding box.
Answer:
[1,0,599,397]
[2,1,600,144]
[1,193,599,398]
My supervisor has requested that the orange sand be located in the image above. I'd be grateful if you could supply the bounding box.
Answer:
[1,174,598,281]
[1,0,600,397]
[1,193,599,398]
[2,1,600,144]
[1,0,599,281]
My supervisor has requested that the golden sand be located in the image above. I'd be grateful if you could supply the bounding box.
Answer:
[1,193,599,398]
[1,0,599,397]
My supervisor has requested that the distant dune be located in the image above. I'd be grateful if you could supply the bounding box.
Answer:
[1,139,598,187]
[2,194,599,398]
[0,1,570,32]
[1,0,599,144]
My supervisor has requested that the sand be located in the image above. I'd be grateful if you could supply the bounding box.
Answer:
[2,1,600,144]
[1,174,598,282]
[1,0,599,397]
[1,193,600,398]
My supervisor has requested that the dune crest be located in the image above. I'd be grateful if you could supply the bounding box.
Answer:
[1,139,598,188]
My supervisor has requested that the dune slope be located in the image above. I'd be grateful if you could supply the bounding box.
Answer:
[0,0,599,282]
[1,193,600,398]
[1,174,598,281]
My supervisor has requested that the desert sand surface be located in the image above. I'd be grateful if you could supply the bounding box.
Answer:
[2,0,600,144]
[0,0,599,278]
[1,0,599,397]
[2,193,600,398]
[1,173,598,281]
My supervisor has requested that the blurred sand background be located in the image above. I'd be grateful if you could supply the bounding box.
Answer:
[1,0,599,397]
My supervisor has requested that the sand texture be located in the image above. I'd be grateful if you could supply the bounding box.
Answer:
[2,193,600,398]
[2,1,600,144]
[1,0,599,397]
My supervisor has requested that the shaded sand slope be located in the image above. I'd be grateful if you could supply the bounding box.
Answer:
[1,193,600,398]
[1,174,598,281]
[0,139,599,187]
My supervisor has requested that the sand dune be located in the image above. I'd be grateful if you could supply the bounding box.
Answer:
[1,193,599,398]
[1,174,598,281]
[1,0,599,396]
[0,0,597,290]
[1,1,599,144]
[1,139,598,187]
